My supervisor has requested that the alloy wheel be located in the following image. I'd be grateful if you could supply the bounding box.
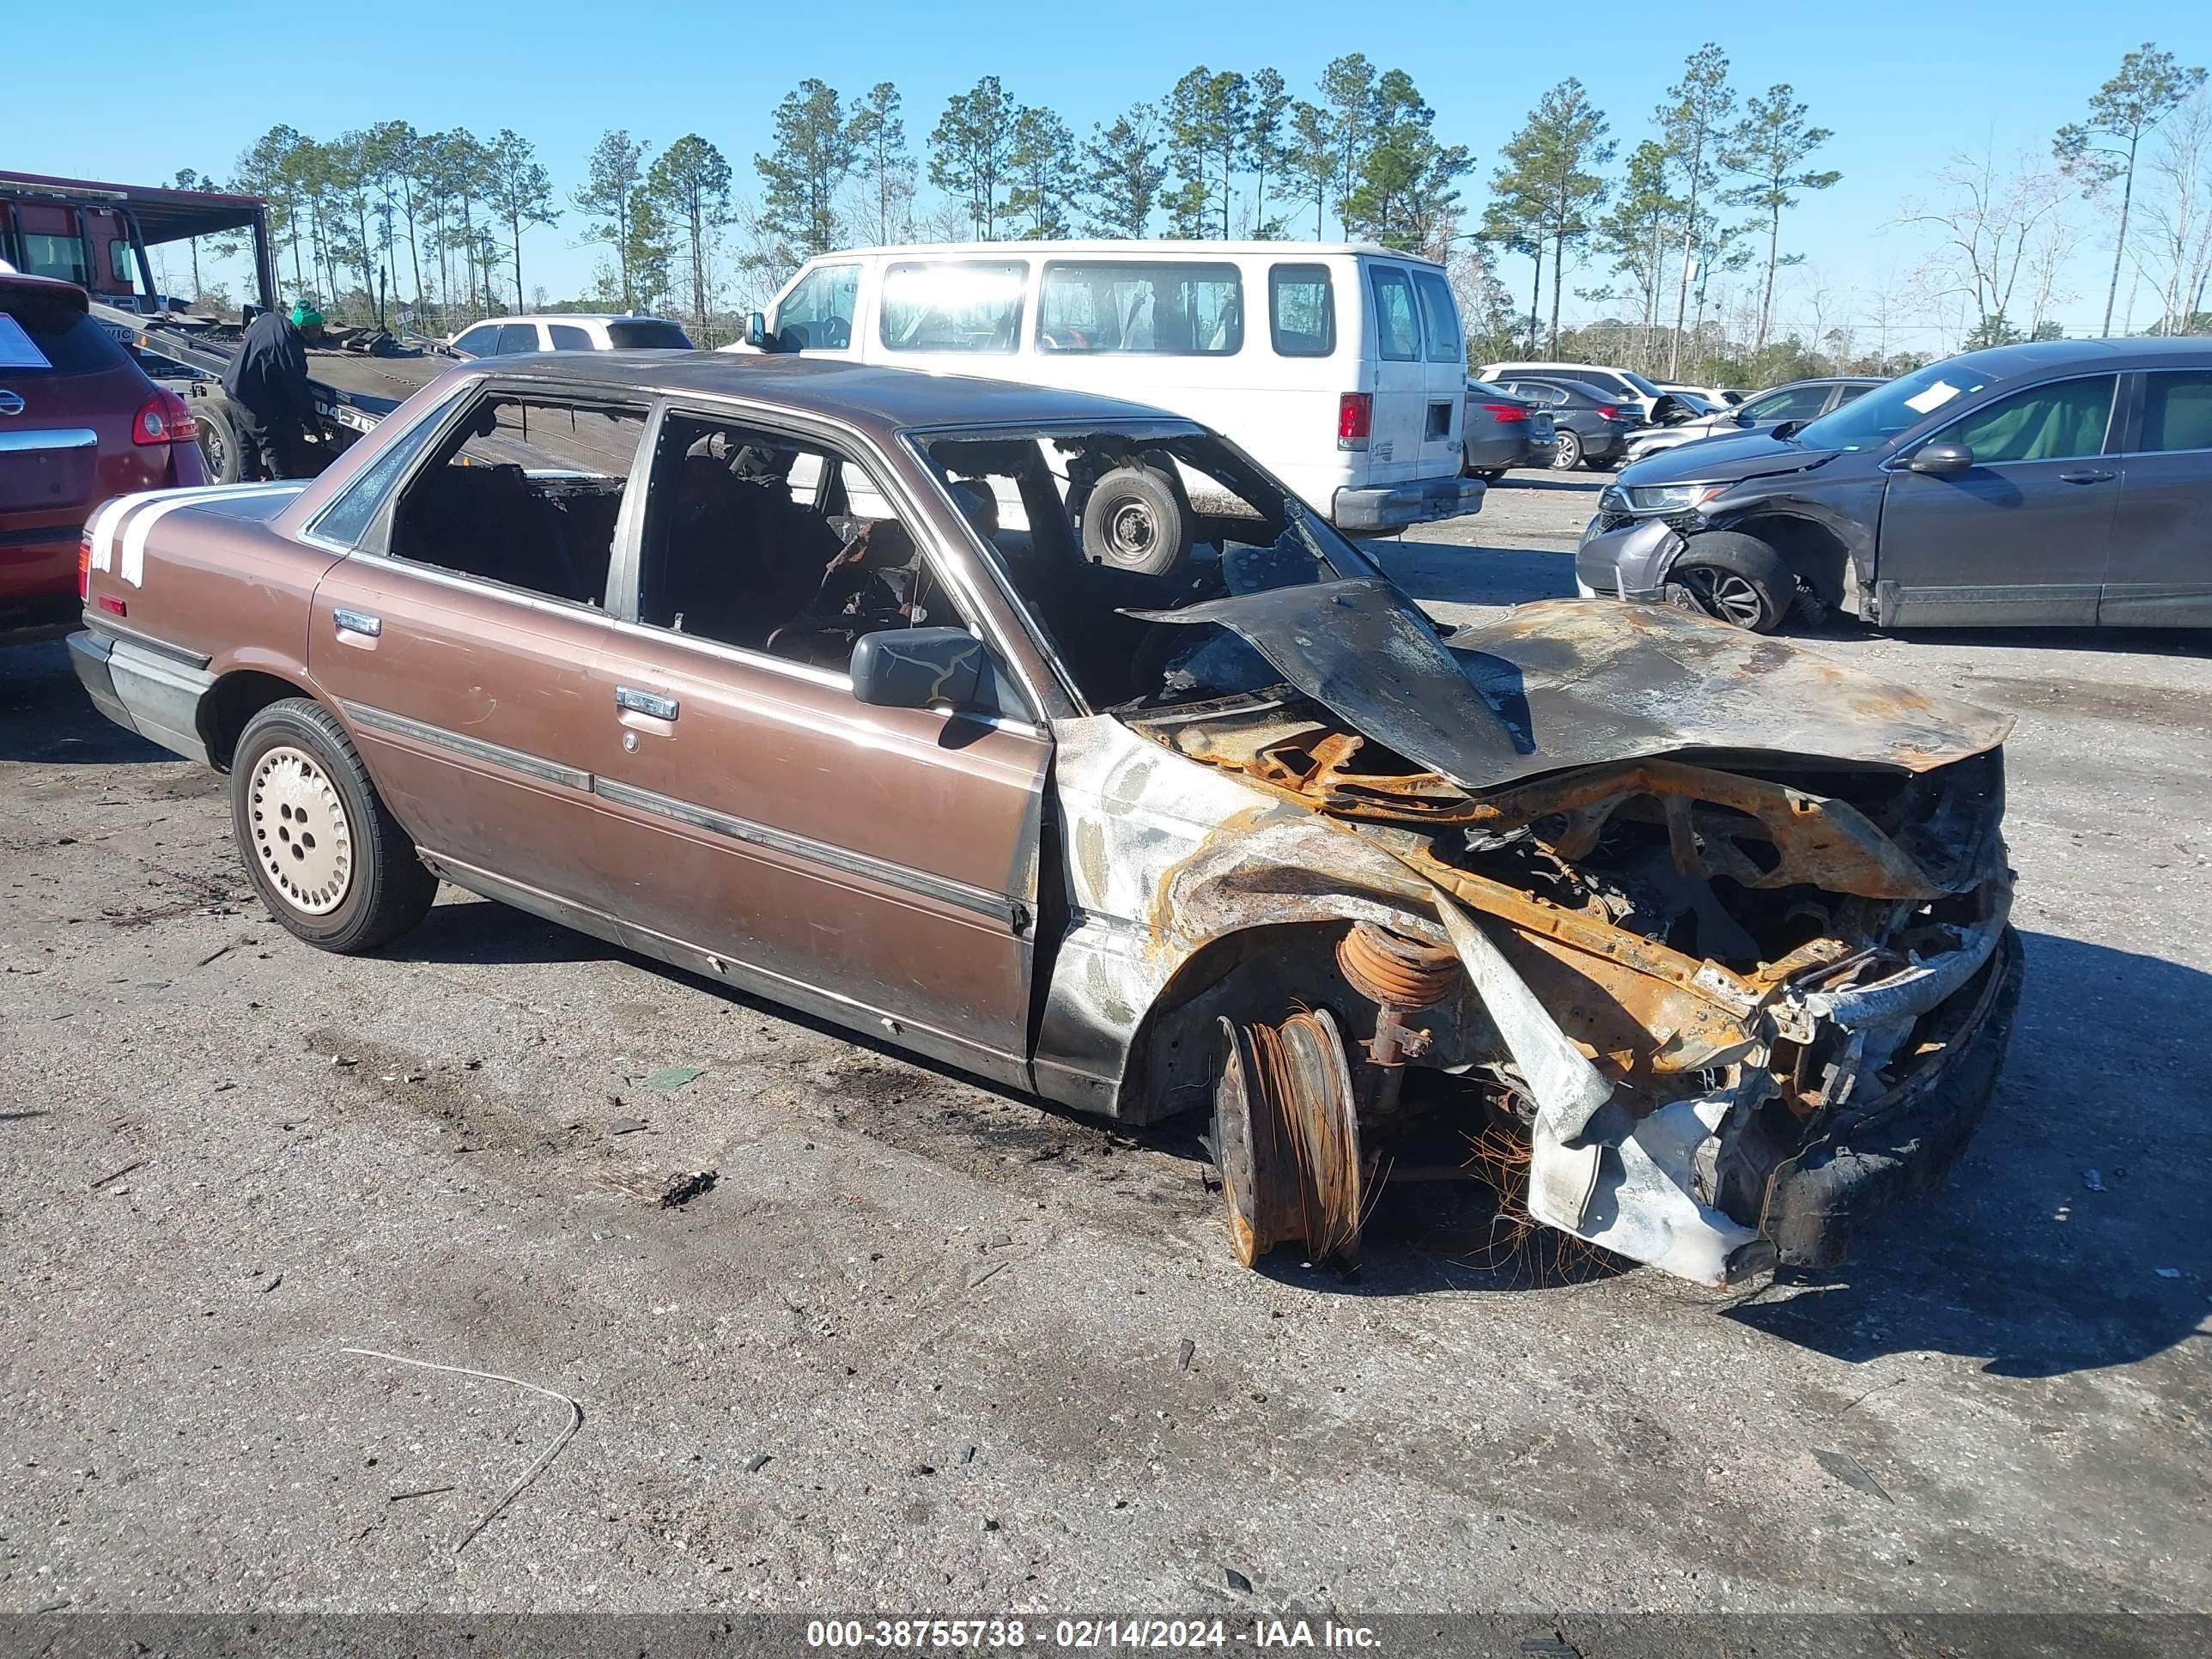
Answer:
[1674,566,1768,629]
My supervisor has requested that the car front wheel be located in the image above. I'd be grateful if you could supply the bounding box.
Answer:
[1666,532,1795,633]
[230,698,436,952]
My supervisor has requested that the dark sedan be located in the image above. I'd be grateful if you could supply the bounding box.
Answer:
[1576,337,2212,631]
[1462,380,1559,477]
[1491,375,1639,471]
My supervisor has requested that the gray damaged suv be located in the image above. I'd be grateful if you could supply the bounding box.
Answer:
[1576,337,2212,632]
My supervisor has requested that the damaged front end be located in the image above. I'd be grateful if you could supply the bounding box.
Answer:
[1113,596,2022,1290]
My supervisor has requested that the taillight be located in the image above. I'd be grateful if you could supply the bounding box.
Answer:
[131,388,198,447]
[78,534,92,600]
[1337,392,1372,451]
[1595,405,1624,422]
[1482,403,1528,422]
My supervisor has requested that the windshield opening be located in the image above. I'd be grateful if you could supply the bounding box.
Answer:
[1794,360,2000,452]
[911,424,1376,711]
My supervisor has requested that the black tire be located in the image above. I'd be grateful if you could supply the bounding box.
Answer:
[1080,464,1191,575]
[1549,428,1583,471]
[229,698,436,953]
[196,397,244,483]
[1667,532,1795,633]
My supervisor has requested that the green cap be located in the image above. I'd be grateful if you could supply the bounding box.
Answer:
[290,302,325,328]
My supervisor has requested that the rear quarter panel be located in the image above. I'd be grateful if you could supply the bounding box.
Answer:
[83,485,342,690]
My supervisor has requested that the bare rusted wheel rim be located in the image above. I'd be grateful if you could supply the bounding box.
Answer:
[1213,1009,1365,1270]
[247,744,354,915]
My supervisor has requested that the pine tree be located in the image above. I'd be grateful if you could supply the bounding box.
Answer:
[1654,43,1735,375]
[757,81,857,258]
[846,83,915,246]
[1079,106,1166,238]
[485,130,556,313]
[2055,43,2208,335]
[1006,108,1079,239]
[1723,86,1838,355]
[645,136,734,338]
[929,77,1019,240]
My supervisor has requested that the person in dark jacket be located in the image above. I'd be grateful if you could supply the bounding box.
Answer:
[220,303,322,478]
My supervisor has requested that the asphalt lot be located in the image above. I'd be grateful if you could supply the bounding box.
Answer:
[1,470,2207,1630]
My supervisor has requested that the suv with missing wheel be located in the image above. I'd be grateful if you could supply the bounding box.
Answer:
[1576,337,2212,631]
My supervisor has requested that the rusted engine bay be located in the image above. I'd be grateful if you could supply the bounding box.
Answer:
[1136,696,2015,1286]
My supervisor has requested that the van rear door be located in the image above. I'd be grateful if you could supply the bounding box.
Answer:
[1410,268,1467,479]
[1363,262,1427,485]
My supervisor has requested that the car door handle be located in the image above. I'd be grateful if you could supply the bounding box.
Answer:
[2057,469,2115,485]
[614,685,679,720]
[331,608,381,638]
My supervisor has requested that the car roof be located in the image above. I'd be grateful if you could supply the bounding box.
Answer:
[1942,335,2212,379]
[480,350,1199,438]
[458,314,677,331]
[812,239,1431,264]
[1501,374,1613,399]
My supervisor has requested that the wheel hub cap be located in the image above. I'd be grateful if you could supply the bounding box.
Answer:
[248,744,354,915]
[1107,502,1156,557]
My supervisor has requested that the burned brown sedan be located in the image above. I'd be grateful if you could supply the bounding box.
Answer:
[69,352,2021,1288]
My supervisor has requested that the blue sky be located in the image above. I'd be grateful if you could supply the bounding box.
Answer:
[12,2,2208,340]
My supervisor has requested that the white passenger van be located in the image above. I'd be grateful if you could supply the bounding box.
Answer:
[731,242,1482,533]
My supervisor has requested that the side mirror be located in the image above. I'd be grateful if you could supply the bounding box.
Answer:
[744,311,773,350]
[849,627,986,710]
[1732,410,1757,427]
[1909,440,1974,476]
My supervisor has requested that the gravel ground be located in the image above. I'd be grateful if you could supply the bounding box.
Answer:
[1,470,2207,1627]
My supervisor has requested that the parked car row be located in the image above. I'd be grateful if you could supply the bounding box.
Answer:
[1622,376,1882,464]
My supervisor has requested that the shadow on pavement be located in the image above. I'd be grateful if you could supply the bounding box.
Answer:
[1379,540,1581,609]
[0,638,169,765]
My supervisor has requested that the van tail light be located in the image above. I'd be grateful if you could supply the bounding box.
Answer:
[1337,392,1372,451]
[1595,404,1624,422]
[78,533,93,600]
[1482,403,1528,423]
[132,388,198,446]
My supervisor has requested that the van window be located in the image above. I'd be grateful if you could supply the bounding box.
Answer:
[1411,270,1461,365]
[880,260,1026,354]
[495,322,542,355]
[774,263,860,350]
[1036,261,1242,356]
[1370,268,1420,362]
[1268,264,1335,357]
[549,324,593,351]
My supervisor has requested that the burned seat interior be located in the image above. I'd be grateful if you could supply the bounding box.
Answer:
[636,413,953,669]
[388,393,644,605]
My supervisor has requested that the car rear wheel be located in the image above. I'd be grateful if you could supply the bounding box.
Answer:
[1549,428,1583,471]
[195,397,244,483]
[230,698,435,952]
[1668,532,1794,633]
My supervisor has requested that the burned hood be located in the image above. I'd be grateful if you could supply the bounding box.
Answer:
[1129,582,2012,792]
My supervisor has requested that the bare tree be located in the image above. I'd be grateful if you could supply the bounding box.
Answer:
[2131,91,2212,331]
[1894,149,2069,345]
